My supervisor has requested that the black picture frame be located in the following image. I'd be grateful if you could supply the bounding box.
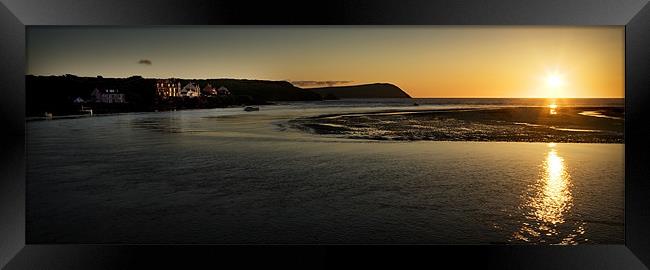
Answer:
[1,0,649,268]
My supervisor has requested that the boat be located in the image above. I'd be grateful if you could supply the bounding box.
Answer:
[244,106,260,112]
[80,105,93,116]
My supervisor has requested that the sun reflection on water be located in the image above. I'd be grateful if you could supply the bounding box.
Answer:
[549,104,558,115]
[534,147,571,224]
[512,143,585,244]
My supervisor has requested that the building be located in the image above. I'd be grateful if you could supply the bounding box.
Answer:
[181,82,201,97]
[156,79,181,98]
[90,88,126,103]
[72,97,86,103]
[217,86,231,96]
[202,83,218,96]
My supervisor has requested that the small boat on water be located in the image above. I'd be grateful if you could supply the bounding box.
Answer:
[244,106,260,112]
[44,112,53,119]
[80,105,93,116]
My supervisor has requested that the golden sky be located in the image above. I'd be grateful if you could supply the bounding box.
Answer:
[27,26,624,98]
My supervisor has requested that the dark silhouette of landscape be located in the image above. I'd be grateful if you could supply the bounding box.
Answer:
[26,75,410,117]
[309,83,411,99]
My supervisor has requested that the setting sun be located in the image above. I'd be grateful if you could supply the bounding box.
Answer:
[27,26,624,98]
[546,73,565,88]
[541,70,568,98]
[24,26,625,247]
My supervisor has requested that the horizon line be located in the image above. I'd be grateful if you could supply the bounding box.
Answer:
[26,74,624,99]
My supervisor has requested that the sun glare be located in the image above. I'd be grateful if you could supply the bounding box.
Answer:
[546,73,564,88]
[539,70,568,99]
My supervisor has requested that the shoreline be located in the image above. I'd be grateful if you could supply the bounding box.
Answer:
[25,103,277,122]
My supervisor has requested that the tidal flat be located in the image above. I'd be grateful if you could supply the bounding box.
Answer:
[290,107,624,143]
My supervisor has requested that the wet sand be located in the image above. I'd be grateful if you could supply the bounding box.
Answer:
[290,107,624,143]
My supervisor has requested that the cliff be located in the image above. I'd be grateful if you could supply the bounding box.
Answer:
[206,79,321,101]
[307,83,411,99]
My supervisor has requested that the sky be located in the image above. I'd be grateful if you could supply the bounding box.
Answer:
[27,26,624,98]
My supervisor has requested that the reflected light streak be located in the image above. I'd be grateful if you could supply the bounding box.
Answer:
[549,103,558,115]
[512,145,578,244]
[534,148,571,225]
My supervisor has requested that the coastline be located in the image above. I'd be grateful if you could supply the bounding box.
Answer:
[28,101,626,144]
[25,103,277,122]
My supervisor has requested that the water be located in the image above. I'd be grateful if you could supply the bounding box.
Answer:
[26,98,624,244]
[279,98,624,108]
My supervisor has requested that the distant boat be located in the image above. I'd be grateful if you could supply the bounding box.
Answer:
[80,105,93,116]
[44,112,53,119]
[244,106,260,112]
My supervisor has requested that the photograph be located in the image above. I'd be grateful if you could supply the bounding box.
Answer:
[25,26,624,244]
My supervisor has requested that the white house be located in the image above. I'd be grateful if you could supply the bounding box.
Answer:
[90,88,126,103]
[73,97,86,103]
[181,82,201,97]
